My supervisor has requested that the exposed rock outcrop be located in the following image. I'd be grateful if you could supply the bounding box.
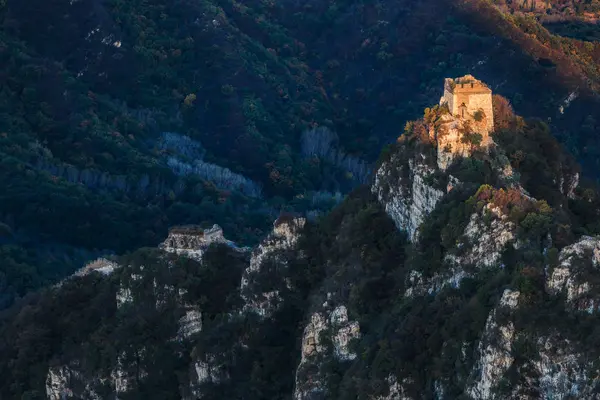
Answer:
[45,224,249,399]
[27,76,600,400]
[559,170,580,199]
[373,75,499,241]
[240,216,306,317]
[188,353,229,398]
[547,236,600,312]
[46,366,75,400]
[468,289,520,399]
[330,305,361,361]
[375,375,413,400]
[405,200,518,298]
[466,288,600,399]
[46,363,108,400]
[532,335,595,399]
[373,155,444,241]
[75,257,119,276]
[178,309,203,339]
[446,203,517,269]
[293,303,360,400]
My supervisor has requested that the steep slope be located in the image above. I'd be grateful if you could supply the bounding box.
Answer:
[3,80,600,399]
[3,0,600,312]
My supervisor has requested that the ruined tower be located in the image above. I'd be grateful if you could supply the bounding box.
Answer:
[441,74,494,133]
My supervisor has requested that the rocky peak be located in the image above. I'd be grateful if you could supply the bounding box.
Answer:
[240,216,306,317]
[468,289,520,399]
[373,75,502,242]
[13,72,600,400]
[372,154,444,242]
[293,303,361,400]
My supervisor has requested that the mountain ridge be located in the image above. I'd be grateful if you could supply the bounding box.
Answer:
[3,75,600,399]
[3,0,600,311]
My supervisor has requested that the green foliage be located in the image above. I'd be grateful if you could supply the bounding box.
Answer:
[460,131,483,147]
[2,0,600,398]
[448,157,493,184]
[519,210,553,238]
[2,0,600,309]
[2,130,600,399]
[417,187,479,275]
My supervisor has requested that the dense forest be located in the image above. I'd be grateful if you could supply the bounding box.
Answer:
[2,94,600,399]
[1,0,600,310]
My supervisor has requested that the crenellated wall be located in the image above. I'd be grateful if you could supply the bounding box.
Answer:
[441,75,494,133]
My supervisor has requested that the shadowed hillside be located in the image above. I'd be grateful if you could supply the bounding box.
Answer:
[1,0,600,309]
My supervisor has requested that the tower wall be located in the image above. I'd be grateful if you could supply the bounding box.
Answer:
[443,87,455,114]
[440,75,494,132]
[467,92,494,131]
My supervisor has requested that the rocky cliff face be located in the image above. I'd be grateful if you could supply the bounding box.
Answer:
[372,105,501,242]
[45,224,253,400]
[547,236,600,313]
[293,304,361,400]
[43,217,316,400]
[6,93,600,400]
[240,217,306,317]
[465,283,600,400]
[467,289,520,399]
[288,98,600,399]
[373,154,444,241]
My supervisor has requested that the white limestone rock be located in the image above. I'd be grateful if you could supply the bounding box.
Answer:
[330,306,360,361]
[533,336,593,399]
[301,313,328,360]
[557,170,580,199]
[75,258,120,276]
[46,366,73,400]
[372,156,444,241]
[188,353,230,399]
[375,375,413,400]
[468,289,520,399]
[404,204,517,297]
[547,236,600,312]
[241,217,306,317]
[193,354,224,385]
[293,305,361,400]
[294,312,327,400]
[116,286,133,308]
[112,352,131,395]
[404,265,469,298]
[178,308,203,339]
[499,333,600,399]
[45,364,104,400]
[559,91,578,114]
[447,203,517,269]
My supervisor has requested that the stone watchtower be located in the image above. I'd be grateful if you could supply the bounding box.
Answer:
[441,74,494,133]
